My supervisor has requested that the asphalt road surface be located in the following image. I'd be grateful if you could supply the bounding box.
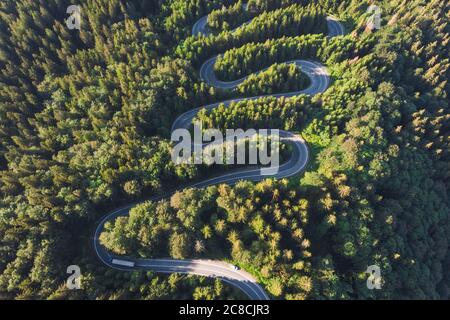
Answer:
[94,6,345,300]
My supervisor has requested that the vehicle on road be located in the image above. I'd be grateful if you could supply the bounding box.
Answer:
[111,258,135,268]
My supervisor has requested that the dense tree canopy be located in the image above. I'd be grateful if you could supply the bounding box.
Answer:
[0,0,449,300]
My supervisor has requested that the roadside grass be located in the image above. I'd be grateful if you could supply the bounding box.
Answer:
[225,258,271,288]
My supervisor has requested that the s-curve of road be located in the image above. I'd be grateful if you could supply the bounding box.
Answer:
[94,7,344,301]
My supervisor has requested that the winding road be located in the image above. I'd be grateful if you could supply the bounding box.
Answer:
[94,6,344,300]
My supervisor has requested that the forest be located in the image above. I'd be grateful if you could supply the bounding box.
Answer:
[0,0,449,300]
